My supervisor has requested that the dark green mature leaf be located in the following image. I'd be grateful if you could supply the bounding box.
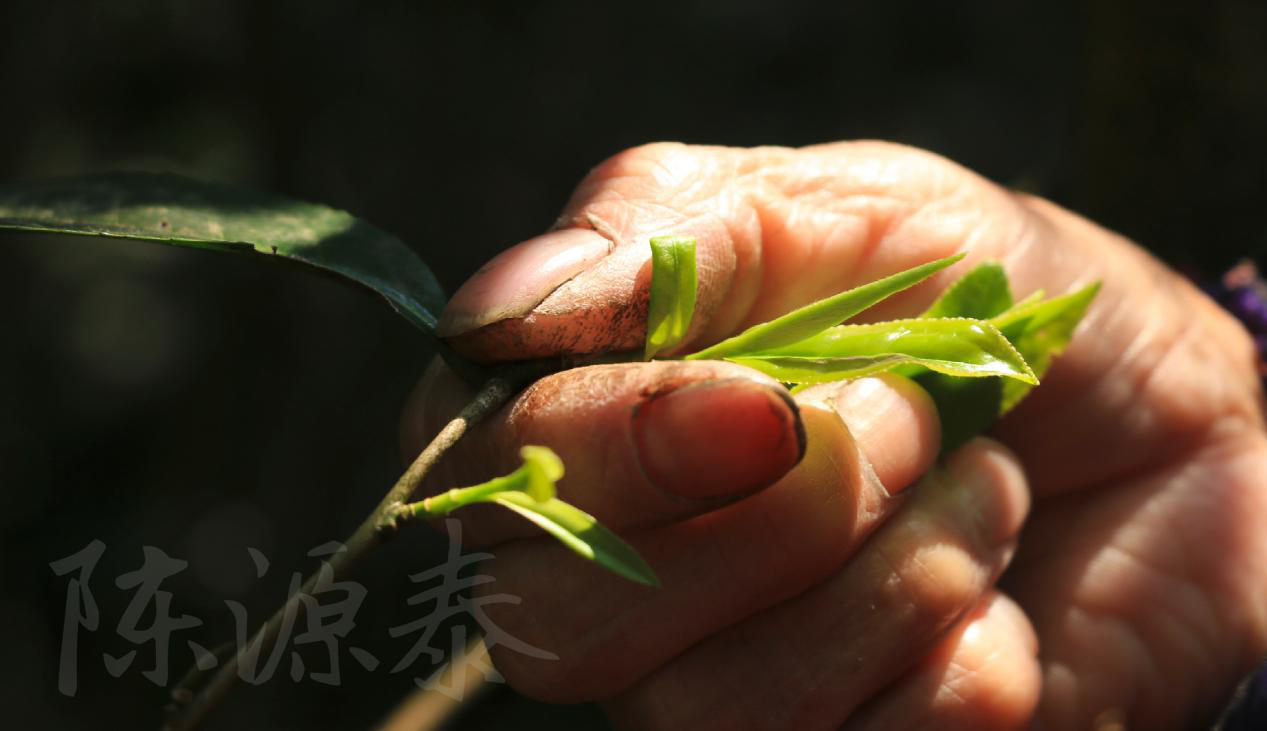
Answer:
[687,254,965,361]
[645,236,697,359]
[0,172,446,332]
[920,261,1013,319]
[728,318,1037,386]
[488,492,661,587]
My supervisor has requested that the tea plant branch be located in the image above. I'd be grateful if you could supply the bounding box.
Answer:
[374,635,495,731]
[0,177,1098,728]
[163,376,516,731]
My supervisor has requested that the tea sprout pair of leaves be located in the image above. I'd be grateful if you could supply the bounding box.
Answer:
[392,445,659,586]
[643,236,1098,452]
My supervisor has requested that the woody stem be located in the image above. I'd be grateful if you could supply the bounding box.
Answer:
[161,376,516,731]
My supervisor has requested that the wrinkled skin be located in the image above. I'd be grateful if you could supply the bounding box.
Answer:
[401,142,1267,730]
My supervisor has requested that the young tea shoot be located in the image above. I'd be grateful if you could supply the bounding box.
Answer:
[645,236,1098,449]
[686,253,965,359]
[394,445,659,586]
[0,174,1098,586]
[2,175,1096,728]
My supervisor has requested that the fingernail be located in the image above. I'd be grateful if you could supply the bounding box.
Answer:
[830,375,939,495]
[631,379,806,500]
[436,228,612,336]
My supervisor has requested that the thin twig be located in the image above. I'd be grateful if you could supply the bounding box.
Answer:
[162,377,515,731]
[373,634,495,731]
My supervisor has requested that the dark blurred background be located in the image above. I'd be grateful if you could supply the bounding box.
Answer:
[1,1,1264,729]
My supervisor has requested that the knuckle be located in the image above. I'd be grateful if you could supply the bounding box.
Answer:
[938,643,1040,730]
[878,536,983,634]
[591,141,694,180]
[568,142,715,212]
[834,139,966,179]
[947,438,1032,550]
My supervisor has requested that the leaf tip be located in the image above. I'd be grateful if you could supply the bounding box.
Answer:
[645,235,698,359]
[927,251,968,274]
[519,445,563,502]
[639,570,664,589]
[609,558,662,588]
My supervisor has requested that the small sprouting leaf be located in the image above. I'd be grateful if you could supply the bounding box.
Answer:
[920,261,1013,319]
[645,236,698,359]
[1002,290,1047,315]
[688,254,965,360]
[907,261,1016,452]
[902,263,1098,452]
[486,492,660,587]
[726,318,1037,386]
[519,445,564,502]
[404,446,658,586]
[990,285,1085,339]
[0,172,446,333]
[993,282,1100,412]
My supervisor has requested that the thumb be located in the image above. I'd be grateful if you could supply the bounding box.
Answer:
[437,142,757,360]
[436,141,991,362]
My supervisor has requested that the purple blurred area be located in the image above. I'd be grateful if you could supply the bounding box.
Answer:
[1204,261,1267,375]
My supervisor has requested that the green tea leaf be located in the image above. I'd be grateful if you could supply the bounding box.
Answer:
[687,253,965,360]
[994,282,1100,412]
[405,445,658,586]
[1004,289,1046,314]
[908,261,1015,452]
[645,236,698,358]
[0,172,446,333]
[727,318,1037,386]
[906,271,1098,452]
[519,445,563,502]
[487,492,660,587]
[920,261,1013,319]
[422,444,564,512]
[909,372,1005,453]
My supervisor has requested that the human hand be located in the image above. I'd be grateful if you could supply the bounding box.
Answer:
[402,142,1267,729]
